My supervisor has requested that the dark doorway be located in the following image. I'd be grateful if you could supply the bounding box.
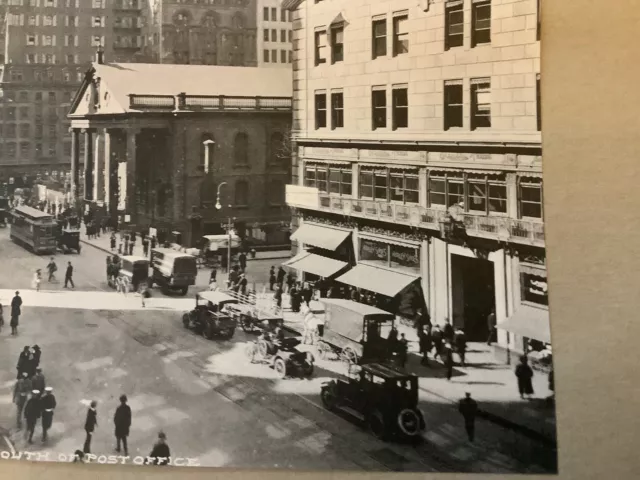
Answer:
[451,254,496,342]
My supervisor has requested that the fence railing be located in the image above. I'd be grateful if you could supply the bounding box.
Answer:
[128,94,292,112]
[290,189,545,247]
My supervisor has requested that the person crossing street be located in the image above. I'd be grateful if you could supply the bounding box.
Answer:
[10,291,22,336]
[24,389,42,444]
[13,372,31,429]
[83,400,98,453]
[458,392,478,442]
[41,387,56,442]
[114,394,132,456]
[64,261,75,289]
[46,258,57,282]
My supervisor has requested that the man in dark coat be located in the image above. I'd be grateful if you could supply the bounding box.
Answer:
[454,329,467,366]
[114,394,132,456]
[515,355,534,399]
[146,431,171,466]
[24,389,42,444]
[269,266,276,291]
[17,346,30,379]
[31,368,46,392]
[13,372,31,428]
[443,342,455,381]
[238,252,247,272]
[458,392,478,442]
[10,291,22,336]
[486,308,496,345]
[83,400,98,453]
[276,266,286,286]
[33,344,42,368]
[431,325,444,360]
[419,326,432,367]
[64,262,75,289]
[397,333,408,368]
[443,321,454,343]
[301,282,313,306]
[41,386,56,441]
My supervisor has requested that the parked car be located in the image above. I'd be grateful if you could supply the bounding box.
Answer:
[246,335,314,379]
[320,363,425,441]
[182,291,238,340]
[57,228,81,254]
[115,256,149,293]
[150,247,197,295]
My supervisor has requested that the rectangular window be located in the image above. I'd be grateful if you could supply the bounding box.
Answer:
[536,74,541,132]
[445,1,464,50]
[428,176,445,206]
[271,29,277,42]
[20,142,30,158]
[537,0,541,41]
[331,25,344,63]
[304,165,317,188]
[26,34,36,45]
[19,107,29,119]
[372,18,387,59]
[519,180,543,219]
[521,272,548,306]
[272,49,278,62]
[472,1,491,47]
[371,88,387,130]
[314,92,327,129]
[263,29,269,42]
[288,50,292,63]
[43,15,53,26]
[374,171,388,200]
[359,170,374,199]
[471,78,491,129]
[35,92,43,102]
[392,14,409,56]
[289,30,293,42]
[263,7,268,21]
[48,92,56,103]
[20,124,30,138]
[7,143,16,159]
[5,124,16,137]
[281,9,286,22]
[392,86,408,129]
[330,91,344,129]
[281,50,287,63]
[19,91,29,101]
[271,7,277,21]
[281,29,286,42]
[93,16,103,27]
[43,35,53,46]
[48,144,56,156]
[444,80,463,129]
[315,30,327,65]
[488,182,507,213]
[316,168,328,193]
[389,173,419,204]
[66,54,74,64]
[263,49,269,62]
[27,54,36,64]
[6,108,16,121]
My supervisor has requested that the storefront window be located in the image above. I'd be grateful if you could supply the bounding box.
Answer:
[360,238,389,268]
[521,272,548,306]
[305,164,352,196]
[359,168,419,204]
[389,244,420,274]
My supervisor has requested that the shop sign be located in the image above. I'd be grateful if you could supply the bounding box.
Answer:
[360,149,424,162]
[304,147,356,159]
[522,272,548,306]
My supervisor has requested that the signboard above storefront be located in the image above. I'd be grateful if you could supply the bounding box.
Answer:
[359,149,425,164]
[303,146,357,160]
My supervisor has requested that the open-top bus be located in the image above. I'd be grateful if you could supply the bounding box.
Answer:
[10,205,58,254]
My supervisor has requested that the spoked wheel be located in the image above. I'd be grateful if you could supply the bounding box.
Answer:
[321,383,338,410]
[274,358,287,378]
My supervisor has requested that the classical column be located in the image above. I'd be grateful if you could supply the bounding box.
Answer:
[83,129,95,202]
[93,132,103,202]
[69,128,80,203]
[103,129,112,211]
[125,128,139,224]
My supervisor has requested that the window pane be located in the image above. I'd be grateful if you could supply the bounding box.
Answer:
[390,175,403,202]
[374,173,388,200]
[448,180,464,206]
[304,167,316,187]
[317,168,328,192]
[360,239,389,266]
[429,178,445,206]
[488,183,507,213]
[469,181,487,212]
[341,170,352,196]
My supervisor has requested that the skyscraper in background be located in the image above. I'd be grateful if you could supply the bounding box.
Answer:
[256,0,293,68]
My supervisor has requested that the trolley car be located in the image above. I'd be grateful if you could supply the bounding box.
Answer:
[10,205,58,254]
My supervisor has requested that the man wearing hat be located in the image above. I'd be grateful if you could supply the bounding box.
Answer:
[23,389,42,444]
[41,387,56,442]
[32,368,46,393]
[113,394,131,456]
[13,372,32,429]
[458,392,478,442]
[146,431,171,466]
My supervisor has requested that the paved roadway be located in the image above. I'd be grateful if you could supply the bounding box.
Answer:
[0,228,554,472]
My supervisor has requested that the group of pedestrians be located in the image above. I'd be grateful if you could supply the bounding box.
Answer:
[418,321,468,380]
[13,344,57,444]
[32,258,75,290]
[110,231,157,258]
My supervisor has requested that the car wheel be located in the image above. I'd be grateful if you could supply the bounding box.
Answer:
[179,286,188,296]
[182,314,190,329]
[223,328,235,340]
[368,410,388,440]
[203,323,215,340]
[321,383,338,410]
[397,409,422,437]
[274,358,287,378]
[257,339,269,358]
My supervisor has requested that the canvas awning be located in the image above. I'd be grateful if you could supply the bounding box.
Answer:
[335,264,420,298]
[290,223,351,251]
[283,251,348,278]
[498,305,551,344]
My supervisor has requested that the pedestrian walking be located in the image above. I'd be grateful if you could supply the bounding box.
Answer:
[289,283,301,313]
[486,308,496,346]
[274,284,283,309]
[239,251,247,271]
[238,273,248,296]
[431,325,443,360]
[114,394,131,456]
[41,387,56,442]
[46,257,57,282]
[142,236,149,257]
[444,342,454,381]
[32,269,42,291]
[419,325,432,367]
[276,266,286,287]
[17,346,30,379]
[64,261,75,289]
[515,355,535,399]
[123,235,129,256]
[25,348,37,377]
[454,329,467,366]
[150,236,157,250]
[13,372,31,429]
[397,333,408,368]
[31,368,46,392]
[458,392,478,442]
[24,389,42,444]
[443,321,454,343]
[0,303,4,332]
[146,431,170,466]
[209,266,217,285]
[110,233,116,251]
[83,400,98,453]
[33,344,41,368]
[129,236,135,255]
[269,266,276,291]
[286,272,295,294]
[301,282,313,307]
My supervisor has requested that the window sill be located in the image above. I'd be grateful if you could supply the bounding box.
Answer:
[519,216,544,223]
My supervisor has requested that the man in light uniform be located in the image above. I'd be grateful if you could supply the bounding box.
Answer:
[41,386,56,442]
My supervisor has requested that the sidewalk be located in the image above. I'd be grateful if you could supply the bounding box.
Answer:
[271,297,556,444]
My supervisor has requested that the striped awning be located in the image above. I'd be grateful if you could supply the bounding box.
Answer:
[335,264,420,297]
[283,251,348,278]
[290,223,351,251]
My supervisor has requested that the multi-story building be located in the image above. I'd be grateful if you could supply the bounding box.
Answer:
[0,0,147,181]
[284,0,547,359]
[145,0,258,66]
[257,0,293,67]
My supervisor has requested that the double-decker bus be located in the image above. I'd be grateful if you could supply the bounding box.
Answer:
[10,205,58,254]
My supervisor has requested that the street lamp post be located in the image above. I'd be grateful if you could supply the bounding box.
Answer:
[215,182,233,273]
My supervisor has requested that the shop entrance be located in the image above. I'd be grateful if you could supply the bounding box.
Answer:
[451,254,496,342]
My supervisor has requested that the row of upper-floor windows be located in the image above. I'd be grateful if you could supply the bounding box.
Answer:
[262,6,292,23]
[0,141,61,159]
[2,90,72,104]
[313,0,541,66]
[263,28,293,44]
[303,163,544,220]
[263,49,292,64]
[314,75,542,132]
[23,33,109,47]
[7,66,84,82]
[0,123,60,139]
[0,0,107,7]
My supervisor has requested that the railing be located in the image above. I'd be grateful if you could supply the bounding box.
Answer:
[128,94,292,112]
[288,187,545,247]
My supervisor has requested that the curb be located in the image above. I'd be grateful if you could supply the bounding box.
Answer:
[281,319,556,447]
[80,238,112,255]
[0,428,16,456]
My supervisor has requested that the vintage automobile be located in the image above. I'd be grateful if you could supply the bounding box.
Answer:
[245,334,314,379]
[182,291,238,340]
[196,234,242,268]
[57,228,81,254]
[115,256,150,293]
[150,247,198,296]
[224,302,284,334]
[316,299,396,365]
[320,363,426,441]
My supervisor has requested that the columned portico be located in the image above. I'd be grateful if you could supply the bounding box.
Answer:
[69,128,80,202]
[124,128,139,225]
[82,128,95,202]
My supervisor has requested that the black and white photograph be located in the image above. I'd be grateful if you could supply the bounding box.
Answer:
[0,0,555,474]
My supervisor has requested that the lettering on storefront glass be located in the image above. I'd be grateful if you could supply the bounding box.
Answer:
[521,273,548,306]
[360,239,388,263]
[360,238,420,274]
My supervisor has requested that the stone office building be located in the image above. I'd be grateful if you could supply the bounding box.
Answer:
[284,0,548,358]
[67,59,292,247]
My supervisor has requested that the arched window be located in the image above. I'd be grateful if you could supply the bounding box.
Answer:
[173,10,191,27]
[235,180,249,206]
[200,132,215,172]
[201,11,218,28]
[269,132,285,166]
[268,179,284,205]
[233,132,249,165]
[232,13,245,29]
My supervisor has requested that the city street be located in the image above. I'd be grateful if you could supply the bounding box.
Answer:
[0,229,554,472]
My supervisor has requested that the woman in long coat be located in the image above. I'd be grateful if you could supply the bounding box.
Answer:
[515,355,535,399]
